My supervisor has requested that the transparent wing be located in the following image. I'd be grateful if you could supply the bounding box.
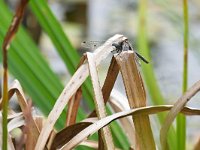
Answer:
[81,41,105,50]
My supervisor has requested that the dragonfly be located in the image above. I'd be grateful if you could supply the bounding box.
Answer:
[112,40,149,64]
[81,40,149,64]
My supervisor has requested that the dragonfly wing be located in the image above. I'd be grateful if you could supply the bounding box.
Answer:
[81,41,105,50]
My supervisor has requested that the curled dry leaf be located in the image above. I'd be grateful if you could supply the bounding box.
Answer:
[8,115,24,132]
[7,111,23,120]
[50,122,92,149]
[60,105,200,149]
[160,80,200,150]
[0,80,40,150]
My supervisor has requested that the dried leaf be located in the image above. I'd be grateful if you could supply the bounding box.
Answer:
[8,115,24,132]
[34,116,44,132]
[2,0,29,51]
[80,140,98,149]
[160,80,200,150]
[66,55,86,126]
[66,88,82,126]
[50,122,92,149]
[47,130,57,149]
[1,80,40,149]
[24,101,39,150]
[87,52,114,149]
[60,105,200,149]
[115,51,155,150]
[51,116,98,149]
[7,111,23,120]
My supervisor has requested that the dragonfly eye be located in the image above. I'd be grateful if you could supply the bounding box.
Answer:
[112,43,118,47]
[112,43,122,51]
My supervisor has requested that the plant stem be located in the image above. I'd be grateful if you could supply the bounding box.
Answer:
[2,48,8,150]
[1,1,29,149]
[177,0,188,149]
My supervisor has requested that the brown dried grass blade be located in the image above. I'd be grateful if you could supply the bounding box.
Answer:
[7,111,23,120]
[160,80,200,150]
[50,122,92,149]
[80,140,98,149]
[194,137,200,150]
[115,51,155,150]
[35,34,127,150]
[24,101,39,150]
[34,116,44,132]
[66,88,82,126]
[66,55,86,126]
[98,130,104,150]
[2,0,29,51]
[87,52,114,149]
[51,117,97,149]
[46,130,57,149]
[60,105,200,149]
[8,114,24,132]
[89,56,119,117]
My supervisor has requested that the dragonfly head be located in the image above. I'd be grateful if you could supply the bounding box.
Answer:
[112,42,123,52]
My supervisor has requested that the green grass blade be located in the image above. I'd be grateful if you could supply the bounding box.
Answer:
[137,0,177,149]
[29,1,79,73]
[29,0,94,110]
[177,0,188,149]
